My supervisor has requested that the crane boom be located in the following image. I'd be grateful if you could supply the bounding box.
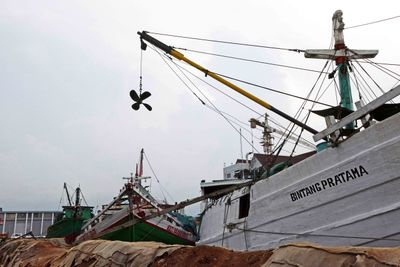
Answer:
[63,182,72,206]
[137,31,319,136]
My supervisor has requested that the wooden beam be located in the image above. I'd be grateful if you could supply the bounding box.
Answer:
[313,84,400,142]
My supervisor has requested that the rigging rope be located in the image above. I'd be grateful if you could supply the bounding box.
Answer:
[152,45,262,153]
[143,151,174,203]
[214,72,334,108]
[233,227,400,243]
[147,31,305,53]
[362,59,400,81]
[175,47,328,74]
[345,15,400,29]
[170,52,315,151]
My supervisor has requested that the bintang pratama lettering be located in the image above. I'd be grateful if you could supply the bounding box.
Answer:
[290,165,368,202]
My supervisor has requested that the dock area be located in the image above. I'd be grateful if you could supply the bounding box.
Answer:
[1,238,400,266]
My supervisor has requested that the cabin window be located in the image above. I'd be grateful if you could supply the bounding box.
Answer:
[226,173,231,178]
[238,193,250,219]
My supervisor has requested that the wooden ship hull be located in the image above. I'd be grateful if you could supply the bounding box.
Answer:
[198,110,400,249]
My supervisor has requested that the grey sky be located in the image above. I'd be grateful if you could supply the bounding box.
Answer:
[1,1,400,215]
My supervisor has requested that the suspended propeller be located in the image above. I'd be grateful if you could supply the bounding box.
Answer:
[130,89,152,111]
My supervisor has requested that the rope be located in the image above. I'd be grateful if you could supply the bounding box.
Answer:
[175,47,327,74]
[345,15,400,29]
[143,151,173,203]
[147,31,305,53]
[153,46,261,153]
[221,199,230,246]
[139,49,144,95]
[234,227,400,243]
[215,73,334,108]
[362,59,400,81]
[171,59,265,115]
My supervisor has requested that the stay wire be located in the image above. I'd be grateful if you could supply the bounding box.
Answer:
[153,46,261,153]
[175,47,328,74]
[80,191,89,207]
[353,60,390,100]
[361,61,400,67]
[362,59,400,80]
[143,151,174,203]
[170,59,262,154]
[276,60,330,148]
[349,67,374,103]
[345,15,400,29]
[173,55,315,150]
[214,72,334,108]
[147,31,305,53]
[170,56,265,116]
[349,64,363,101]
[274,60,330,154]
[234,227,400,243]
[150,40,319,153]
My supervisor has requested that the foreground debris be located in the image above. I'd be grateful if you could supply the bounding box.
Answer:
[1,239,400,267]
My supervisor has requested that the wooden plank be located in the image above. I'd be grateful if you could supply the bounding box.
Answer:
[304,49,378,60]
[313,84,400,142]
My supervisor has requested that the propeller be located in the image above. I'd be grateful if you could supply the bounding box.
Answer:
[130,90,152,111]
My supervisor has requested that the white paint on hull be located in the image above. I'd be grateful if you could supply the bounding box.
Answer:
[198,112,400,250]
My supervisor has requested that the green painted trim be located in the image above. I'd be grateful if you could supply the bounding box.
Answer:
[338,63,354,129]
[46,218,83,238]
[100,221,194,245]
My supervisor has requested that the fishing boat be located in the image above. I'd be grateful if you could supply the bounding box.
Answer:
[76,149,197,245]
[46,183,93,243]
[135,10,400,250]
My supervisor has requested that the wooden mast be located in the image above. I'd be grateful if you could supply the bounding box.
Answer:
[305,10,378,130]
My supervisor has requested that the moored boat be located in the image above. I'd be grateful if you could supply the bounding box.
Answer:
[76,149,197,245]
[46,183,93,243]
[135,10,400,250]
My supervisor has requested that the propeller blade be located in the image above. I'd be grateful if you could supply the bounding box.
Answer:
[130,90,140,102]
[143,103,152,111]
[140,91,151,101]
[131,103,141,110]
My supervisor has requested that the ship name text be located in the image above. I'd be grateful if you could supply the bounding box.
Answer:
[290,165,368,202]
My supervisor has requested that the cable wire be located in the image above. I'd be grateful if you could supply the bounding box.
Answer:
[175,47,328,74]
[143,151,174,203]
[345,15,400,29]
[147,31,305,53]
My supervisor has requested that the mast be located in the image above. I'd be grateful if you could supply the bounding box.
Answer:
[138,31,320,136]
[332,10,353,117]
[75,187,81,207]
[305,10,378,130]
[63,182,72,206]
[139,148,144,177]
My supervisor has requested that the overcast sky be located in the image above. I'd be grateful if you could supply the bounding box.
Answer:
[1,1,400,215]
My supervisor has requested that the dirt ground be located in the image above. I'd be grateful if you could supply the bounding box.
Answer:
[151,245,273,267]
[1,238,400,267]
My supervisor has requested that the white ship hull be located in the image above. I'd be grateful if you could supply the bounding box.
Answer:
[198,112,400,250]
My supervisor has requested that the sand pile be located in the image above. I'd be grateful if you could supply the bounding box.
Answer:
[1,238,399,266]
